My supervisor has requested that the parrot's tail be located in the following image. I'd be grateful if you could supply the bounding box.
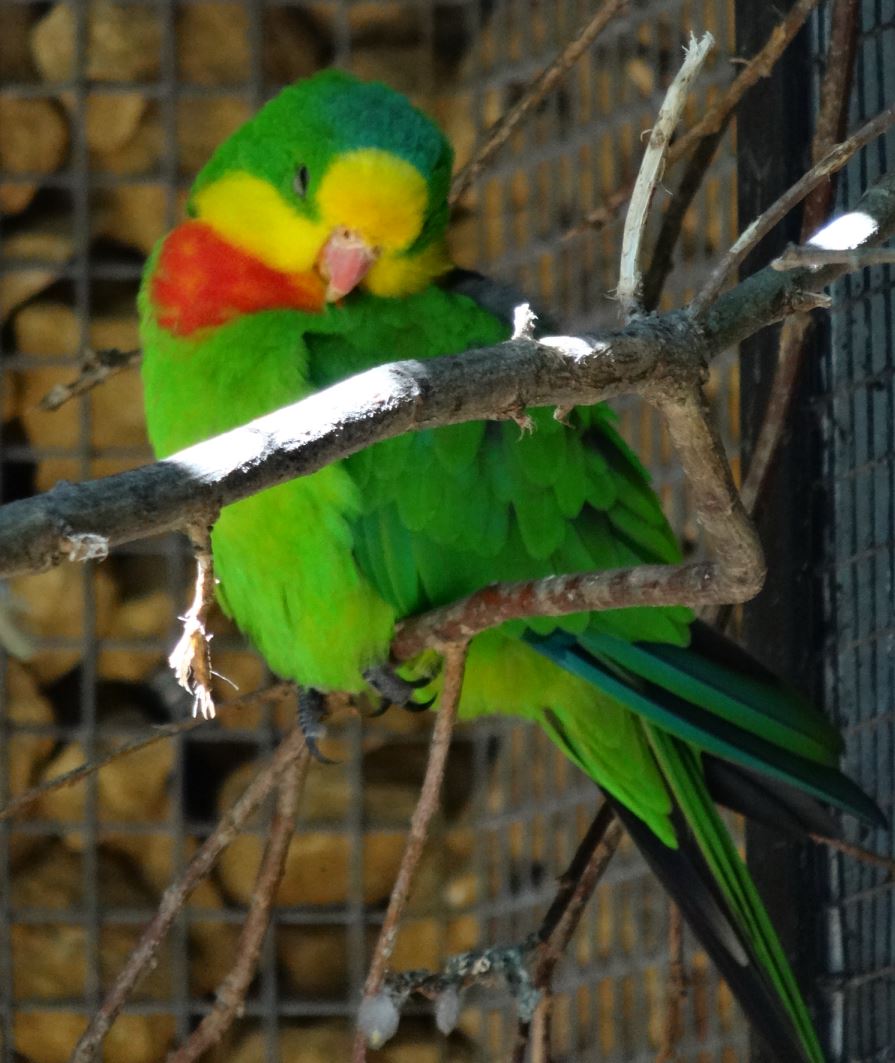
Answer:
[526,624,885,1063]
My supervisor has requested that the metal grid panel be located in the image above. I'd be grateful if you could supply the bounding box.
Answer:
[0,2,744,1060]
[815,4,895,1060]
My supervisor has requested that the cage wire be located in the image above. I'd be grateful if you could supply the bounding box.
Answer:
[813,4,895,1061]
[0,0,755,1060]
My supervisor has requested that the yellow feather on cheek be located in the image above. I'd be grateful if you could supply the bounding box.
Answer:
[194,173,326,274]
[317,149,428,251]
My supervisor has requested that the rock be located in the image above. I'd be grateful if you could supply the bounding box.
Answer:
[94,183,187,255]
[176,3,321,86]
[277,924,351,997]
[77,91,147,154]
[176,97,252,175]
[98,589,174,682]
[11,845,175,1063]
[31,0,162,82]
[92,104,164,176]
[2,661,56,866]
[0,223,73,322]
[0,5,39,80]
[8,564,119,683]
[0,97,69,214]
[12,299,148,491]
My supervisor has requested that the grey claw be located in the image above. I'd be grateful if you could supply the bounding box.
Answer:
[298,687,339,764]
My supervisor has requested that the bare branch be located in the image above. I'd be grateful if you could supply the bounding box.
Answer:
[512,802,624,1061]
[353,642,468,1058]
[168,745,311,1063]
[395,383,763,659]
[657,903,687,1062]
[568,0,823,240]
[773,245,895,271]
[691,102,895,315]
[618,32,715,318]
[39,347,142,411]
[69,725,306,1063]
[0,681,293,824]
[448,0,627,206]
[809,833,895,879]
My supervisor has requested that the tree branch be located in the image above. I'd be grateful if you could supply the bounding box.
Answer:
[3,167,895,585]
[352,642,468,1058]
[448,0,628,206]
[567,0,823,240]
[691,102,895,314]
[618,32,715,318]
[69,725,306,1063]
[168,744,311,1063]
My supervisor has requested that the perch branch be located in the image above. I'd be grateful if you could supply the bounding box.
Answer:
[353,642,469,1059]
[3,166,895,583]
[448,0,627,205]
[691,101,895,314]
[69,725,306,1063]
[396,382,765,660]
[618,32,715,318]
[169,743,311,1063]
[567,0,822,240]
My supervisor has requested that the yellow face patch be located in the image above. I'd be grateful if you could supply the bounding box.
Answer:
[317,148,428,252]
[194,148,448,298]
[194,173,326,274]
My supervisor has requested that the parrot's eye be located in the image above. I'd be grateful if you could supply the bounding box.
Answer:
[293,164,310,199]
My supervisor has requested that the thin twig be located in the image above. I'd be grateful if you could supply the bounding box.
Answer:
[0,681,294,824]
[641,122,733,312]
[512,802,624,1062]
[168,522,218,719]
[737,312,813,517]
[656,903,687,1061]
[39,347,142,411]
[810,833,895,878]
[352,642,469,1060]
[448,0,627,206]
[69,725,306,1063]
[618,32,715,318]
[168,743,312,1063]
[567,0,822,240]
[690,101,895,315]
[773,245,895,271]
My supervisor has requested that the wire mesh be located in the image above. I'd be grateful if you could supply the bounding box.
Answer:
[0,1,746,1061]
[813,5,895,1060]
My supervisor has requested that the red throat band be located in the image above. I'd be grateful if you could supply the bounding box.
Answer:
[151,221,326,336]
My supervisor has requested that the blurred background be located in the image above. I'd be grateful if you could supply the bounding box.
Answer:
[0,1,891,1061]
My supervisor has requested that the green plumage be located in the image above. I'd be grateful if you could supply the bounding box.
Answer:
[140,72,881,1063]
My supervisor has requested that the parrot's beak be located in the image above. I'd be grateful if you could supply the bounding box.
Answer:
[318,227,379,302]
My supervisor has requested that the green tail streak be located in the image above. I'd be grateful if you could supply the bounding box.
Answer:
[647,727,823,1062]
[523,627,864,1063]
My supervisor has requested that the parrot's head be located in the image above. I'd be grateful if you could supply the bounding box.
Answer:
[187,70,454,302]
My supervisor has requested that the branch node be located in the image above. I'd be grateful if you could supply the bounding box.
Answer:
[59,529,110,563]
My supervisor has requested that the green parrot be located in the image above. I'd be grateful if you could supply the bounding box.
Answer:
[139,70,881,1061]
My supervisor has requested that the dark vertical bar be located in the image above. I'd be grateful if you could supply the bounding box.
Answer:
[735,2,821,1061]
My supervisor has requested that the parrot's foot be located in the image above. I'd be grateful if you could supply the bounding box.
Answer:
[363,665,435,716]
[297,687,338,764]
